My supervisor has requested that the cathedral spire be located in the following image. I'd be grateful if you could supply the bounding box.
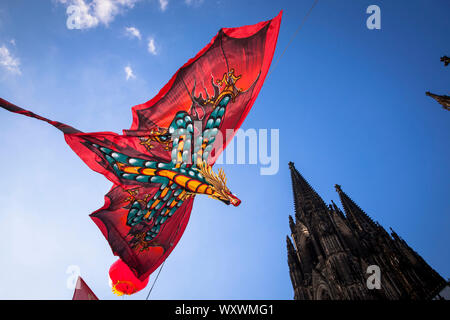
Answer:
[331,199,346,220]
[335,184,378,233]
[288,162,328,220]
[286,162,447,300]
[426,91,450,111]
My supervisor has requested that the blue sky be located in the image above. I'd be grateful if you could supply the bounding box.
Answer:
[0,0,449,299]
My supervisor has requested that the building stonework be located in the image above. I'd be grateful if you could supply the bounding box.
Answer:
[286,162,448,300]
[426,91,450,111]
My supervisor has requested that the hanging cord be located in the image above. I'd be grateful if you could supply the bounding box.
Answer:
[146,259,166,300]
[267,0,319,78]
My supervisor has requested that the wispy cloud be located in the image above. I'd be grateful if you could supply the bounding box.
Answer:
[147,37,157,55]
[185,0,204,6]
[58,0,141,29]
[0,45,21,75]
[124,65,135,80]
[124,26,141,40]
[159,0,168,11]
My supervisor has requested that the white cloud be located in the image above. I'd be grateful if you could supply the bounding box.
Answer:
[159,0,168,11]
[185,0,204,6]
[0,45,21,75]
[147,37,157,55]
[58,0,141,29]
[124,65,135,80]
[125,26,141,40]
[10,39,16,46]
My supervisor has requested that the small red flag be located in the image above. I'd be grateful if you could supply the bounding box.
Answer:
[72,276,99,300]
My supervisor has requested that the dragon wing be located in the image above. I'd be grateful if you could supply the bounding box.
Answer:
[124,11,282,166]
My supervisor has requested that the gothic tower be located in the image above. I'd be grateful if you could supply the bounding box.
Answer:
[286,162,448,300]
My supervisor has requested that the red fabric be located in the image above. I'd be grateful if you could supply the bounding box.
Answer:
[0,12,282,282]
[91,186,194,280]
[126,11,282,163]
[72,277,98,300]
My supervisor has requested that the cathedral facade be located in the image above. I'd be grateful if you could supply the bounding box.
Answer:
[286,162,448,300]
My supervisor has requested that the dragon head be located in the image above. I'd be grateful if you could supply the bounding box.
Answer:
[198,161,241,207]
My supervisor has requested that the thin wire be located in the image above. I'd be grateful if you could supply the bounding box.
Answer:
[144,201,188,300]
[146,259,166,300]
[267,0,319,78]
